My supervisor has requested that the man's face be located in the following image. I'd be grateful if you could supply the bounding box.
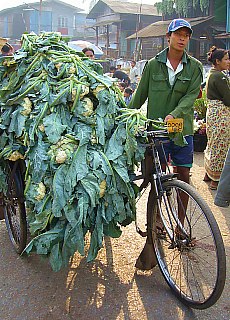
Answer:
[167,27,191,52]
[84,50,94,59]
[131,61,135,68]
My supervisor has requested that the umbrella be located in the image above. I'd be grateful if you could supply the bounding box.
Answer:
[68,40,104,58]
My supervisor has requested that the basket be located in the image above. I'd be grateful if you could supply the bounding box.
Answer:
[193,133,207,152]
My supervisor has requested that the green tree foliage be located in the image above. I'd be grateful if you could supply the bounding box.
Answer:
[155,0,210,17]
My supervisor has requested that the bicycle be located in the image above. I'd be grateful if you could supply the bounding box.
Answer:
[1,129,226,309]
[133,129,226,309]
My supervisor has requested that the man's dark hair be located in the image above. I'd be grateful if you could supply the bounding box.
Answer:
[1,44,10,54]
[110,66,116,71]
[124,87,133,95]
[82,47,94,55]
[119,82,127,88]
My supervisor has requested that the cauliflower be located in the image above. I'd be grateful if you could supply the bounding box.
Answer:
[55,62,62,71]
[92,84,106,96]
[99,180,106,198]
[72,88,77,102]
[90,129,98,145]
[35,182,46,201]
[79,85,89,99]
[20,97,32,116]
[55,150,67,164]
[82,97,94,117]
[8,150,24,161]
[38,124,45,132]
[48,136,79,164]
[69,66,76,74]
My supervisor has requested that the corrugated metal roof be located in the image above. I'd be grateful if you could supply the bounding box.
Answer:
[87,0,160,19]
[0,0,83,15]
[215,33,230,39]
[127,16,214,39]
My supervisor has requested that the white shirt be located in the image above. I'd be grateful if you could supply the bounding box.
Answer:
[166,58,183,86]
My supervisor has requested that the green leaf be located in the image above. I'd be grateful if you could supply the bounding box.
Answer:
[49,243,63,272]
[8,108,26,137]
[105,126,126,161]
[81,173,100,208]
[43,112,67,143]
[27,136,49,182]
[103,221,122,238]
[65,144,88,192]
[52,165,69,217]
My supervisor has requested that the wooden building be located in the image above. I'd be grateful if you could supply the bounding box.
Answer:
[87,0,162,59]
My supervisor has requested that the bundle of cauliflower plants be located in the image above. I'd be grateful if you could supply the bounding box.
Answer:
[0,32,153,271]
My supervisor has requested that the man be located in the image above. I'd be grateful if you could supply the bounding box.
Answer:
[82,47,95,59]
[129,60,139,90]
[123,87,133,105]
[130,18,203,185]
[109,66,130,86]
[131,19,203,270]
[82,47,103,75]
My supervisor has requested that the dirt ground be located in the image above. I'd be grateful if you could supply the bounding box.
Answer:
[0,152,229,320]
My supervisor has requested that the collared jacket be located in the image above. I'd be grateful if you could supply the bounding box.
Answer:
[129,48,203,136]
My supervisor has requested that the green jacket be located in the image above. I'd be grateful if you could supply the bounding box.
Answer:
[129,48,203,136]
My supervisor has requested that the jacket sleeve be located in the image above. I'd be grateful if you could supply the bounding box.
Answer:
[128,61,149,109]
[170,62,203,118]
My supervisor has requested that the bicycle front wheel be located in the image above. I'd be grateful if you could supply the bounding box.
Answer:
[153,179,226,309]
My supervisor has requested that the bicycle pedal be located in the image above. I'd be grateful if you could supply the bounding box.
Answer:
[168,242,177,249]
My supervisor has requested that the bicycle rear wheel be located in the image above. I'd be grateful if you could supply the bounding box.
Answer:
[4,161,27,254]
[152,179,226,309]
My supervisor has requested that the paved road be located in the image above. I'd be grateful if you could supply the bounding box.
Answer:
[0,153,229,320]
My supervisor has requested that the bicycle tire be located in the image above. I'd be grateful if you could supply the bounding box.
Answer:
[4,161,27,254]
[152,179,226,309]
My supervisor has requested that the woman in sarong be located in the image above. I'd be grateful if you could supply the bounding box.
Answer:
[204,47,230,189]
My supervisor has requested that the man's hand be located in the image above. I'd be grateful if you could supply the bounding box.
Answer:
[164,114,174,123]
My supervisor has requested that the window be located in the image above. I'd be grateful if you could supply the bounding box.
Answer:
[58,16,68,28]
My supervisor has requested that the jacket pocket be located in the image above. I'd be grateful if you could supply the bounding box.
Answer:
[151,74,168,91]
[174,75,191,93]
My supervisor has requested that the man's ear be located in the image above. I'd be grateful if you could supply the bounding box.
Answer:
[166,32,171,44]
[166,32,171,39]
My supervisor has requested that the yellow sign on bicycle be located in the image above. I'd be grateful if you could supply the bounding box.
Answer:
[167,118,184,133]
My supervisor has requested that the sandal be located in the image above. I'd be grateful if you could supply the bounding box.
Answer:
[209,181,218,190]
[203,173,211,182]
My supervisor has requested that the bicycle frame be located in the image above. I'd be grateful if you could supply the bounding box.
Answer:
[135,130,192,244]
